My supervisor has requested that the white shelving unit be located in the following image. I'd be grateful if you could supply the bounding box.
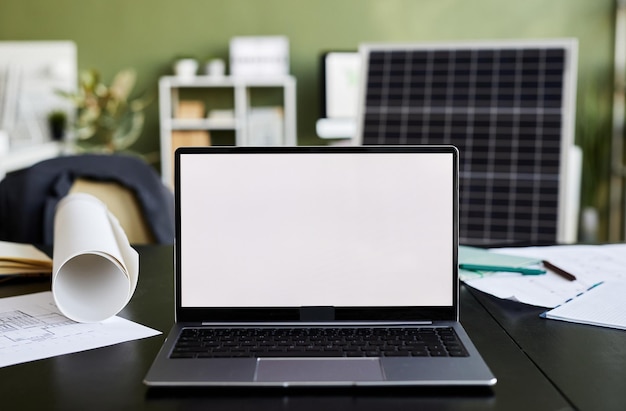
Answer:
[159,75,297,185]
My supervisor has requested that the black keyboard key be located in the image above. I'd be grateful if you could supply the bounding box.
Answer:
[260,350,344,358]
[429,351,448,357]
[170,352,196,359]
[448,350,467,357]
[169,326,469,359]
[410,350,429,357]
[383,350,411,357]
[346,351,365,357]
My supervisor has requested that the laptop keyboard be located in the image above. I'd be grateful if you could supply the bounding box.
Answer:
[170,327,469,359]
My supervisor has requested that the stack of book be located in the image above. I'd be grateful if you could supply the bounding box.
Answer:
[0,241,52,277]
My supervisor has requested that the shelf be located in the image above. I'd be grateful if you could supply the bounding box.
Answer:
[158,75,297,186]
[165,75,294,88]
[169,118,238,131]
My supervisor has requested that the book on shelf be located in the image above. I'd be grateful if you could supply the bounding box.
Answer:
[175,100,205,119]
[247,107,284,146]
[170,130,211,186]
[171,130,211,148]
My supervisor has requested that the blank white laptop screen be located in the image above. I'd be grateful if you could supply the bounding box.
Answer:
[179,152,454,308]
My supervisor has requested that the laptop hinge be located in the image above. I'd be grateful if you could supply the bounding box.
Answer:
[300,306,335,321]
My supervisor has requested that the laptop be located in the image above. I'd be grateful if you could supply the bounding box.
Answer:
[144,145,496,387]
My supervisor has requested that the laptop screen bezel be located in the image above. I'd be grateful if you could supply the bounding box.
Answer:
[174,145,459,322]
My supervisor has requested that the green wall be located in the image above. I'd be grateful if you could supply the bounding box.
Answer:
[0,0,617,236]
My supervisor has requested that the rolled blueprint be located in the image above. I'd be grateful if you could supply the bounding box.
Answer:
[52,193,139,323]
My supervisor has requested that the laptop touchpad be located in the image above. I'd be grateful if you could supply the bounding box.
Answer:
[254,358,384,382]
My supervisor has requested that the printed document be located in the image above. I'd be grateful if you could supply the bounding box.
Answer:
[462,244,626,308]
[0,291,160,368]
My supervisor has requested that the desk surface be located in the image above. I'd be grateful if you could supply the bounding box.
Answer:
[0,245,623,410]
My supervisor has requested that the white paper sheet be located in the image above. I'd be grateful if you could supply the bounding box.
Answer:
[542,281,626,330]
[52,193,139,322]
[0,291,160,368]
[463,244,626,308]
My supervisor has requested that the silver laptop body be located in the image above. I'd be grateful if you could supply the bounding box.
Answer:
[144,145,496,387]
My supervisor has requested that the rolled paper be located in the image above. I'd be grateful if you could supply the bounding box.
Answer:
[52,193,139,323]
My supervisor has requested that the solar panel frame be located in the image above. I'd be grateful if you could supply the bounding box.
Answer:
[355,39,578,246]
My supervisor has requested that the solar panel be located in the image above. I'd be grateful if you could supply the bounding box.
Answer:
[356,40,578,246]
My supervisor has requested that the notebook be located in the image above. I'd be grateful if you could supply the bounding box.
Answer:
[541,281,626,330]
[144,145,496,387]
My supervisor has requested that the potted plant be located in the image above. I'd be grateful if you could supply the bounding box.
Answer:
[57,68,151,155]
[47,110,67,141]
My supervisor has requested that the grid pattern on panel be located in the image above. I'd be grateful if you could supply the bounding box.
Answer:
[361,46,567,246]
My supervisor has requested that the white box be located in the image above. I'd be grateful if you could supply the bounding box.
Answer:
[230,36,289,78]
[247,107,283,146]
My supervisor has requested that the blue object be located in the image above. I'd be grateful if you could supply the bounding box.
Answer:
[459,264,546,275]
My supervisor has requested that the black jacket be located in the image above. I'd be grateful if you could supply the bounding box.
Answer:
[0,154,174,245]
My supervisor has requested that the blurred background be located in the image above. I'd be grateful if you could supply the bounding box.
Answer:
[0,0,618,241]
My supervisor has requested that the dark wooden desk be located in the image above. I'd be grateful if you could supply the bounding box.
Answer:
[0,245,619,410]
[471,288,626,411]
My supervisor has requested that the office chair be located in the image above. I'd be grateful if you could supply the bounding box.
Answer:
[0,154,174,245]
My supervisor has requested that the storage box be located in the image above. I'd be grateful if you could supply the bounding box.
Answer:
[230,36,289,78]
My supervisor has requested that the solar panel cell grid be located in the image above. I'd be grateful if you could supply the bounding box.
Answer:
[361,44,571,245]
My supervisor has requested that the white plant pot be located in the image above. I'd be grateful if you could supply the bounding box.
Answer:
[174,59,198,78]
[205,59,225,78]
